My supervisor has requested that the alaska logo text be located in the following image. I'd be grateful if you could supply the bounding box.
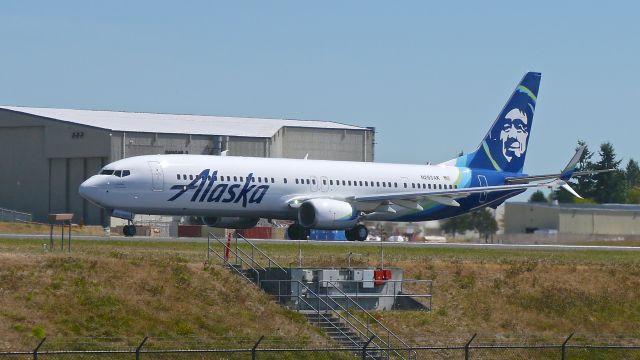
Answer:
[168,170,268,207]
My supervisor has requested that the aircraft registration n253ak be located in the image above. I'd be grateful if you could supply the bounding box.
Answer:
[79,72,586,240]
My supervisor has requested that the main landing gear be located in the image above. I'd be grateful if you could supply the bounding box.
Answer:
[287,223,310,240]
[345,224,368,242]
[123,220,137,237]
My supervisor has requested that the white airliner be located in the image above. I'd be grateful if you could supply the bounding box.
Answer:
[79,72,588,240]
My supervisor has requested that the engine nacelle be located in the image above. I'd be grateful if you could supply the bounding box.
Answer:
[201,216,259,229]
[298,199,358,230]
[111,209,135,221]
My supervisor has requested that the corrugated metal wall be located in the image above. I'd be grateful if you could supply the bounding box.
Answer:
[559,210,640,235]
[279,127,374,161]
[0,109,374,226]
[504,203,559,234]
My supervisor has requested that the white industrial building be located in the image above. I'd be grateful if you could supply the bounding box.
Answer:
[0,106,374,226]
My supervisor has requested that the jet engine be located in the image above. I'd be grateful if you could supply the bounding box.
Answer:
[201,216,259,229]
[298,199,358,229]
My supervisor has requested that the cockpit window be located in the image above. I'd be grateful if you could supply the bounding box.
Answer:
[122,170,131,177]
[114,170,122,177]
[100,169,114,175]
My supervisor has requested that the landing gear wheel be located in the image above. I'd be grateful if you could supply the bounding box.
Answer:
[123,224,136,237]
[287,223,309,240]
[345,228,356,241]
[353,224,368,241]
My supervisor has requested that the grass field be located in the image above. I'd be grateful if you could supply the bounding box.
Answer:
[1,237,639,353]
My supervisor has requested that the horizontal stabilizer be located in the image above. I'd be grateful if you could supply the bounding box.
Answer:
[561,182,583,199]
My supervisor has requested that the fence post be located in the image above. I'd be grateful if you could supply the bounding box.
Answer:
[33,337,46,360]
[561,333,574,360]
[252,335,264,360]
[136,336,148,360]
[362,335,375,360]
[464,333,477,360]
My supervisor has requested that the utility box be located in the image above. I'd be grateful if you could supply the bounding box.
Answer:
[319,269,340,287]
[280,266,429,311]
[353,269,364,281]
[302,269,314,282]
[362,269,375,288]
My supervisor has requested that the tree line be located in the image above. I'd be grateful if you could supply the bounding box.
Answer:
[530,141,640,204]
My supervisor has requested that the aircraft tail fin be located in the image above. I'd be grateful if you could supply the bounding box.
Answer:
[446,72,541,174]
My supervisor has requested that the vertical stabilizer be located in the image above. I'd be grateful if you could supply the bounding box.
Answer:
[452,72,541,173]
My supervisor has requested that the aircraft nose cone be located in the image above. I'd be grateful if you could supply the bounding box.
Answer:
[79,176,100,201]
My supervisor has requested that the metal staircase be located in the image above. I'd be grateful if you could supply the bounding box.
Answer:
[207,233,415,360]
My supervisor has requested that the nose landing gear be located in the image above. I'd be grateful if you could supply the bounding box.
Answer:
[123,221,137,237]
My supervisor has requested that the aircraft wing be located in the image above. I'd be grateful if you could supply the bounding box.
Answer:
[345,181,549,208]
[287,147,590,210]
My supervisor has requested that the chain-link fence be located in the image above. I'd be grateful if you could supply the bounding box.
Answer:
[2,335,640,359]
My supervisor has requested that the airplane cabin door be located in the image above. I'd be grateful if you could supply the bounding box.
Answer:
[148,161,164,191]
[477,175,487,203]
[320,176,329,192]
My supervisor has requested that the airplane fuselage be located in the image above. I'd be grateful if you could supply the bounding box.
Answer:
[80,154,521,223]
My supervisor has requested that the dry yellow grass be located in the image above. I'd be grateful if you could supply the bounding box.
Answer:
[0,242,322,350]
[1,238,640,352]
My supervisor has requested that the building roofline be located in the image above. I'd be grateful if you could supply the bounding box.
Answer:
[0,105,372,138]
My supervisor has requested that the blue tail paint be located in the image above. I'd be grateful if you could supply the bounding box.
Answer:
[456,72,541,174]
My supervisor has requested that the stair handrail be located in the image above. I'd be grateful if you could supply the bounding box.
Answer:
[291,279,397,360]
[326,280,415,359]
[207,243,257,285]
[210,233,405,359]
[234,233,288,275]
[290,289,365,352]
[290,280,390,359]
[208,234,263,285]
[233,244,267,272]
[208,233,265,271]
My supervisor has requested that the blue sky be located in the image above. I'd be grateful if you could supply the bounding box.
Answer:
[1,1,638,177]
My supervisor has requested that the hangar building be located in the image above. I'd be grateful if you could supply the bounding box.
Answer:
[0,106,375,226]
[504,202,640,236]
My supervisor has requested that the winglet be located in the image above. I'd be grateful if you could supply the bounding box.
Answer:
[560,146,585,180]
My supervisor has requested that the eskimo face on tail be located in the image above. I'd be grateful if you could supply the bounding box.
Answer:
[455,72,540,174]
[499,108,529,162]
[484,86,536,173]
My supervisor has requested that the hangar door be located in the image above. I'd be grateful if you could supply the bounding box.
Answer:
[148,161,164,191]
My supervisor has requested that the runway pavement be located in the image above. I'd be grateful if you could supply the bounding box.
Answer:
[2,233,640,251]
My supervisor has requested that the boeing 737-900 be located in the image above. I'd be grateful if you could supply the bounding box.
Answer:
[79,72,588,240]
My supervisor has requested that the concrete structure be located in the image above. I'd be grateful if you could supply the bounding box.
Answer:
[504,202,640,236]
[0,106,374,225]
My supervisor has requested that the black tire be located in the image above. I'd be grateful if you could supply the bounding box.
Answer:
[287,224,308,240]
[123,225,136,237]
[345,228,356,241]
[354,224,368,241]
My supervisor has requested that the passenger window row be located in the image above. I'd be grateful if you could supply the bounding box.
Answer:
[171,171,458,190]
[291,178,457,190]
[176,173,276,184]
